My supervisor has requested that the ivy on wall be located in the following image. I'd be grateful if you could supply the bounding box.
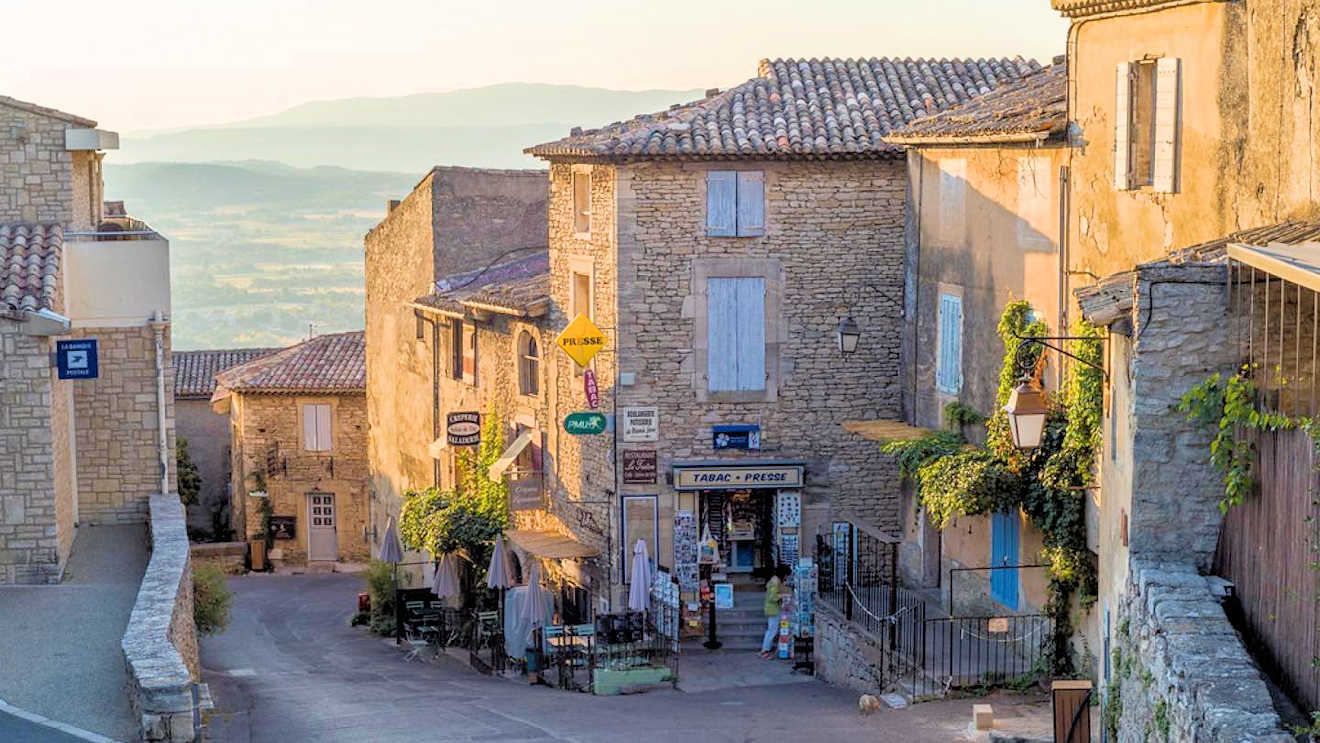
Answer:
[881,300,1102,675]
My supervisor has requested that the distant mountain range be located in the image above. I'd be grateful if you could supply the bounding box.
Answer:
[119,83,708,171]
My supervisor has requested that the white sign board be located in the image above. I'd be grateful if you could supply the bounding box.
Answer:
[621,406,659,442]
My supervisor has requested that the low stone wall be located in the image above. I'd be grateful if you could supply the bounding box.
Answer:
[122,493,198,742]
[190,541,247,575]
[1109,560,1291,743]
[814,603,887,695]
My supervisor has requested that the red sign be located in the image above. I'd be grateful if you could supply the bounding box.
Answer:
[584,369,600,409]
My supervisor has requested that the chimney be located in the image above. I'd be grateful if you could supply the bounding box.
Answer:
[757,58,773,78]
[387,199,401,214]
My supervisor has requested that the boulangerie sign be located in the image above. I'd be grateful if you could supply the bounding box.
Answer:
[621,406,659,442]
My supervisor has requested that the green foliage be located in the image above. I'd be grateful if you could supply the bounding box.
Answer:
[943,401,986,430]
[916,450,1023,528]
[254,495,274,548]
[193,561,233,635]
[364,559,397,635]
[176,436,201,507]
[1290,711,1320,738]
[1153,698,1170,741]
[1103,676,1123,742]
[987,301,1050,465]
[879,430,965,480]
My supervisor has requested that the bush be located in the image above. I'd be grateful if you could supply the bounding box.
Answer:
[193,562,234,635]
[364,559,396,635]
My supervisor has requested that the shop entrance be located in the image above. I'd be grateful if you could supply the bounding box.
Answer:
[698,489,776,577]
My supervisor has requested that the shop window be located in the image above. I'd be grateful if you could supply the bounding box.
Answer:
[572,170,591,235]
[518,331,539,396]
[936,293,963,394]
[705,170,765,237]
[301,403,332,452]
[1116,57,1180,192]
[706,277,766,392]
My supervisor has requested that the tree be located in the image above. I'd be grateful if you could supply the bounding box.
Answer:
[177,436,201,506]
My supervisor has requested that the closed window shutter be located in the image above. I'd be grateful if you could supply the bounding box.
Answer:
[302,404,318,451]
[735,171,765,236]
[706,171,737,237]
[707,278,738,390]
[316,405,332,451]
[1114,62,1132,191]
[734,278,766,390]
[937,294,962,393]
[1152,57,1181,193]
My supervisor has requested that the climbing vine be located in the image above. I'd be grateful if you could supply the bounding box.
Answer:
[881,300,1101,676]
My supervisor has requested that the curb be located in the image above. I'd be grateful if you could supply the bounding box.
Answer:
[0,698,125,743]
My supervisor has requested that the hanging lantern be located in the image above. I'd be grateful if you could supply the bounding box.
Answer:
[836,315,861,355]
[1003,381,1049,449]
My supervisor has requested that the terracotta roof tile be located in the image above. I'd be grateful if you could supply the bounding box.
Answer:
[527,56,1041,161]
[174,348,280,399]
[1050,0,1226,18]
[415,252,550,317]
[885,64,1067,144]
[0,223,62,312]
[213,331,365,397]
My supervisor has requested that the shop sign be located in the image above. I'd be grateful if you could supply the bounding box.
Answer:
[269,516,296,540]
[713,424,760,450]
[621,406,659,442]
[55,339,98,380]
[673,464,804,491]
[714,583,735,610]
[564,412,607,435]
[622,449,658,484]
[510,474,544,511]
[555,313,605,367]
[584,369,600,409]
[447,412,481,446]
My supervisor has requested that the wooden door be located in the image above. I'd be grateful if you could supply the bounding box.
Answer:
[308,492,338,561]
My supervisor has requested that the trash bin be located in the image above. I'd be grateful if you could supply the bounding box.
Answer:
[249,539,266,571]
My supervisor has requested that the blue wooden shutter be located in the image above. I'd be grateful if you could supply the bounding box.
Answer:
[706,171,736,237]
[735,278,766,390]
[707,279,738,390]
[991,511,1020,610]
[735,171,765,236]
[937,294,962,393]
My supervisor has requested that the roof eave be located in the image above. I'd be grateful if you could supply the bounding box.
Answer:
[526,150,906,164]
[884,128,1062,148]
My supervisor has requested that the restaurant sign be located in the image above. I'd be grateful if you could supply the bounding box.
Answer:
[622,449,658,484]
[673,464,804,491]
[510,474,544,511]
[564,412,607,435]
[446,412,481,446]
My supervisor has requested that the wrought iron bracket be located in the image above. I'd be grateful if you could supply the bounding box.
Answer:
[1011,331,1108,380]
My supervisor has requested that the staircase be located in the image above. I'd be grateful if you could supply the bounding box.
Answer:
[683,574,772,652]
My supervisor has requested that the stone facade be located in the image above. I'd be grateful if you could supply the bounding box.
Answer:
[814,603,889,695]
[176,397,234,537]
[0,100,81,225]
[189,541,247,575]
[228,392,370,565]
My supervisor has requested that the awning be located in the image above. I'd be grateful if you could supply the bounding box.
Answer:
[1227,241,1320,294]
[505,529,599,559]
[487,430,534,482]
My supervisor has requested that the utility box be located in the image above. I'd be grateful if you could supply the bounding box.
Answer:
[1052,679,1093,743]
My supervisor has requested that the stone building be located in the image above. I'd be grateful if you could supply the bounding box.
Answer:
[0,95,174,585]
[364,166,546,573]
[213,332,368,567]
[174,347,277,538]
[877,63,1070,615]
[524,56,1042,618]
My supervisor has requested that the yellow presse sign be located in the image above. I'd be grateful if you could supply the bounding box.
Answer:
[556,313,605,367]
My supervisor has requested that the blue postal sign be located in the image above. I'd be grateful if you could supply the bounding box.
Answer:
[713,424,760,450]
[56,339,98,380]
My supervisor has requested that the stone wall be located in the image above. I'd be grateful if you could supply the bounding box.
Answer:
[122,492,198,743]
[72,324,177,525]
[189,541,246,575]
[1108,560,1290,743]
[0,321,61,584]
[176,397,234,537]
[0,100,78,224]
[814,602,887,695]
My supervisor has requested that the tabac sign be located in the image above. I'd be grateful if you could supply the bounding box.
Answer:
[673,464,804,491]
[555,313,605,367]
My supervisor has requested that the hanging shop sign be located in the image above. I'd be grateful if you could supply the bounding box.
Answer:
[563,412,608,435]
[510,474,544,511]
[621,406,659,442]
[446,411,481,446]
[673,464,804,491]
[622,449,658,484]
[269,516,296,540]
[555,313,606,367]
[584,368,600,409]
[55,339,98,380]
[713,424,760,450]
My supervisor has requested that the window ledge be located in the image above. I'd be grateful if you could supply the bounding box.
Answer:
[704,389,772,404]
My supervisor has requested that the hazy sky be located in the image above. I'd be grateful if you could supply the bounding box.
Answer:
[2,0,1068,133]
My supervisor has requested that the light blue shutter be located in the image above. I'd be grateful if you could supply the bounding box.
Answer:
[708,279,739,390]
[706,171,737,237]
[735,171,765,237]
[735,278,766,390]
[937,294,962,393]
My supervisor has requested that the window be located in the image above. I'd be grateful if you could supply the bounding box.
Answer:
[707,277,766,392]
[518,330,539,396]
[513,424,542,478]
[302,403,332,452]
[462,323,478,385]
[571,271,592,320]
[705,170,765,237]
[572,169,591,235]
[1116,58,1180,192]
[450,320,463,380]
[936,293,963,394]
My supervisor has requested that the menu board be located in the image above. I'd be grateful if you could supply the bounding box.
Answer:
[673,510,699,592]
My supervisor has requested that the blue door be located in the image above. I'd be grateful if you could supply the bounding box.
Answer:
[990,511,1019,610]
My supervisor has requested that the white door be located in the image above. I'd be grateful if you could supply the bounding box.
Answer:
[308,492,339,561]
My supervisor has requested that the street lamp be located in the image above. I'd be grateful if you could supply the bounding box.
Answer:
[836,315,860,355]
[1003,380,1049,450]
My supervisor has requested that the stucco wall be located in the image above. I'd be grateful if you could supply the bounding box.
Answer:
[176,398,233,536]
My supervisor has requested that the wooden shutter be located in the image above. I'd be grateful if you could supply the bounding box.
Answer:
[706,171,737,237]
[1114,62,1133,191]
[734,278,766,390]
[302,404,318,451]
[450,321,463,380]
[707,278,738,390]
[937,294,963,393]
[1152,57,1181,193]
[315,404,332,451]
[735,171,765,237]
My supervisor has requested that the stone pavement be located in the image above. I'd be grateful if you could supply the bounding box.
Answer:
[203,572,1052,742]
[0,524,148,742]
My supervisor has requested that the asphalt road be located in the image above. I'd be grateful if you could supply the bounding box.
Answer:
[0,710,99,743]
[200,573,1031,743]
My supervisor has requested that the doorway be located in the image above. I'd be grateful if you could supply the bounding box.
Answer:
[698,489,776,576]
[308,492,339,561]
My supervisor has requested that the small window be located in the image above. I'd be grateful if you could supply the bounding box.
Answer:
[462,324,478,386]
[302,403,332,452]
[450,321,463,380]
[572,170,591,235]
[518,331,539,396]
[415,311,426,340]
[1116,58,1180,192]
[706,171,765,237]
[936,294,963,394]
[571,271,592,320]
[707,277,766,392]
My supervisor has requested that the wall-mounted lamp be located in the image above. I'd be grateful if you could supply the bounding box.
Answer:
[836,315,860,355]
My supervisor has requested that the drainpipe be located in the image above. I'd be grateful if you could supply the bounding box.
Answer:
[150,311,170,496]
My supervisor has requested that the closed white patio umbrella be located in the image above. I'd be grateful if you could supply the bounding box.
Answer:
[520,561,550,645]
[627,539,653,612]
[432,553,460,600]
[378,518,404,564]
[486,534,515,590]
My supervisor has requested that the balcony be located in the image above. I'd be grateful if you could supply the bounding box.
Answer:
[63,214,170,328]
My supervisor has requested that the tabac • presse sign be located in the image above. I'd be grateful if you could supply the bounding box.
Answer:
[555,313,605,368]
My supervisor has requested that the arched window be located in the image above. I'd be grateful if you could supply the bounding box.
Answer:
[518,331,539,396]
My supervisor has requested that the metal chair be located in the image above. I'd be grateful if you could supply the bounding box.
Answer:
[402,624,432,662]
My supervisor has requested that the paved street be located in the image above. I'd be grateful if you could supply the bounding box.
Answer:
[0,525,147,742]
[0,710,95,743]
[203,573,1047,742]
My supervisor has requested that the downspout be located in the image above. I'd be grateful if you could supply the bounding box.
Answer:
[150,311,170,496]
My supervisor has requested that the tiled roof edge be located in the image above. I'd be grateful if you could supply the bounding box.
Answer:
[0,96,97,127]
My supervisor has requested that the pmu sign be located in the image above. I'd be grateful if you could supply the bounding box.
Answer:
[55,339,99,380]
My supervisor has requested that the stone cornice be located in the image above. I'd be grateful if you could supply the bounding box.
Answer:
[1050,0,1225,18]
